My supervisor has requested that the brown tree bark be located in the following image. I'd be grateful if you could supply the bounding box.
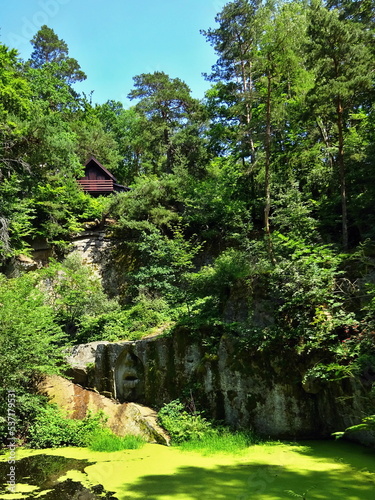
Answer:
[336,96,348,250]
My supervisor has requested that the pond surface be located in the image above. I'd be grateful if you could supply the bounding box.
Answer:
[0,440,374,499]
[0,453,117,499]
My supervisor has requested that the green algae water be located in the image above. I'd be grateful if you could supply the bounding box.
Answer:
[1,440,374,499]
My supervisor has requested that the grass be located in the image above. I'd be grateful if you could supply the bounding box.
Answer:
[178,430,260,455]
[88,429,146,452]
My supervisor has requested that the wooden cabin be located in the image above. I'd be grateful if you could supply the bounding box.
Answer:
[77,156,129,196]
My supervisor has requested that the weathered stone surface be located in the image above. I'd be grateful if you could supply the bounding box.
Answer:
[3,254,41,277]
[69,230,122,296]
[65,333,375,444]
[39,375,170,445]
[65,342,110,387]
[70,231,109,274]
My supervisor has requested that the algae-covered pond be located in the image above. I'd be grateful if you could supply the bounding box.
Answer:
[1,440,374,499]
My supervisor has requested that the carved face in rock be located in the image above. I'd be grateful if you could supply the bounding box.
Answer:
[115,348,145,403]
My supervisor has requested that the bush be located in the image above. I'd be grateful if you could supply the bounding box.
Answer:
[27,405,146,451]
[158,400,260,453]
[40,253,120,337]
[27,405,106,448]
[0,272,66,442]
[157,400,214,444]
[76,295,174,343]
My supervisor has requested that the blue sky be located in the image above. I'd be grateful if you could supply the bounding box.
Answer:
[1,0,228,106]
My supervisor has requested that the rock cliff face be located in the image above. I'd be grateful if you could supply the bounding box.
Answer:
[14,228,373,443]
[5,227,122,293]
[66,332,374,443]
[69,229,121,297]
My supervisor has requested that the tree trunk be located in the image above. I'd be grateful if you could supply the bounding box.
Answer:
[264,66,272,238]
[264,61,275,264]
[336,96,348,249]
[164,127,173,174]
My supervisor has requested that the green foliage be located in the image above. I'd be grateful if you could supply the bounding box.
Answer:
[333,414,375,439]
[34,180,87,244]
[0,43,30,120]
[110,173,182,228]
[178,429,259,455]
[158,399,259,453]
[285,487,315,500]
[38,253,175,343]
[182,158,253,243]
[94,104,150,183]
[109,176,201,306]
[29,25,86,84]
[268,233,349,344]
[183,248,250,326]
[72,109,123,172]
[271,185,318,240]
[157,400,214,444]
[0,272,65,384]
[128,226,199,304]
[1,4,375,445]
[128,71,206,175]
[28,405,145,451]
[40,253,119,336]
[88,428,145,452]
[27,405,106,448]
[0,175,35,259]
[303,362,354,384]
[26,64,80,112]
[0,272,66,440]
[76,295,174,343]
[306,0,374,247]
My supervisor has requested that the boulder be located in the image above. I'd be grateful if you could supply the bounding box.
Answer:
[39,375,170,446]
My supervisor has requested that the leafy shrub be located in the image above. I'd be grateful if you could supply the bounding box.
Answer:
[182,158,252,243]
[158,400,260,453]
[34,177,91,246]
[88,429,145,452]
[27,405,106,448]
[0,272,66,442]
[0,175,35,260]
[269,233,346,338]
[27,405,145,451]
[120,224,200,305]
[157,400,214,444]
[40,253,119,337]
[76,295,174,343]
[303,362,354,384]
[181,249,251,328]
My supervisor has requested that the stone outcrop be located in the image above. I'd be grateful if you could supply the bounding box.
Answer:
[39,375,170,445]
[69,230,121,297]
[65,342,110,387]
[70,230,110,276]
[8,227,372,444]
[65,332,375,444]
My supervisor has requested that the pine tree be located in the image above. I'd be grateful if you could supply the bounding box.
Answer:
[29,25,86,84]
[307,0,374,248]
